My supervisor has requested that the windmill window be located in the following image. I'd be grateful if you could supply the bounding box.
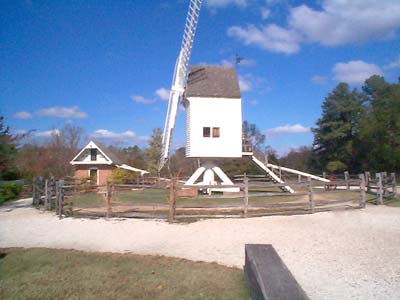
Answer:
[90,149,97,161]
[212,127,220,138]
[203,127,211,137]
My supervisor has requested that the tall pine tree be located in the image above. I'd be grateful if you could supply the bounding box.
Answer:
[311,83,365,173]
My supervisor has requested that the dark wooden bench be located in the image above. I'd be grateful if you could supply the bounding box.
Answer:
[244,244,310,300]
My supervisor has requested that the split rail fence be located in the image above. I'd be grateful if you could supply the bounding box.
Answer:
[31,171,397,221]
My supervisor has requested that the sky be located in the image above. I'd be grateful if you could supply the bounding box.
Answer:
[1,0,399,155]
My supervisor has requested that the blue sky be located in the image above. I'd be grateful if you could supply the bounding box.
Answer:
[1,0,399,155]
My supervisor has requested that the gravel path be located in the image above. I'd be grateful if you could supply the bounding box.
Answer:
[1,198,399,300]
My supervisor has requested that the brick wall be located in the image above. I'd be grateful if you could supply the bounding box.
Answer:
[74,164,115,185]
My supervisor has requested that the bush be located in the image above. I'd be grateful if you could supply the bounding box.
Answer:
[0,182,23,205]
[109,169,135,184]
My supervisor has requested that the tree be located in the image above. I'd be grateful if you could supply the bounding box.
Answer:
[0,116,26,180]
[279,146,312,172]
[16,124,84,179]
[311,83,365,173]
[360,75,400,171]
[145,128,162,175]
[242,120,266,153]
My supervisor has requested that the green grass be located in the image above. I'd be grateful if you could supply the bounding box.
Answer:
[0,248,249,300]
[69,187,371,210]
[386,195,400,207]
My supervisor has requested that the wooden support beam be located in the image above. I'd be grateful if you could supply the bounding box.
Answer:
[244,244,309,300]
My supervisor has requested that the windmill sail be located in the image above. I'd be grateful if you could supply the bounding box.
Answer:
[158,0,203,172]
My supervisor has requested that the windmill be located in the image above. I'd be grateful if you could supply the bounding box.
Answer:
[159,0,329,193]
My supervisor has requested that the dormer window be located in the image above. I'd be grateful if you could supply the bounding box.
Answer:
[90,149,97,161]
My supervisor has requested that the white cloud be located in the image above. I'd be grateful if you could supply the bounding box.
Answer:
[90,129,148,144]
[13,111,32,119]
[206,0,247,9]
[155,88,170,101]
[289,0,400,46]
[227,24,301,54]
[35,129,60,137]
[238,76,252,92]
[333,60,383,84]
[311,75,328,85]
[36,106,87,118]
[260,7,271,20]
[228,1,400,53]
[131,95,156,104]
[384,56,400,69]
[266,124,310,135]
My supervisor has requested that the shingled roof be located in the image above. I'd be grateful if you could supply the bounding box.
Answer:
[185,65,241,98]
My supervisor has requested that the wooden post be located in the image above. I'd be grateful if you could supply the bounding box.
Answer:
[344,171,350,190]
[359,174,366,208]
[49,176,55,210]
[307,177,314,213]
[168,177,177,222]
[382,172,388,196]
[376,173,384,205]
[365,171,371,192]
[322,172,326,179]
[391,173,397,197]
[44,179,50,210]
[106,181,112,218]
[243,173,249,218]
[278,167,282,180]
[56,180,64,218]
[298,174,301,183]
[32,177,41,206]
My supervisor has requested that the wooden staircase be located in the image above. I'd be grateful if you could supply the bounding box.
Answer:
[251,156,294,193]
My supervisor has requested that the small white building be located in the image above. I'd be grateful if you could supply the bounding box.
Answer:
[183,66,243,158]
[70,141,148,185]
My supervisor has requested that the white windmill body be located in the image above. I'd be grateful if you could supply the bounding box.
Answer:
[183,66,242,191]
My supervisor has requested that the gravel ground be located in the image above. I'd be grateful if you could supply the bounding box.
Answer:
[1,198,399,300]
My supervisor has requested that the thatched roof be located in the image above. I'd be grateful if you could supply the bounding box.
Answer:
[185,65,241,99]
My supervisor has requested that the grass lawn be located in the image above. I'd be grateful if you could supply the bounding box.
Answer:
[68,187,371,211]
[0,248,249,300]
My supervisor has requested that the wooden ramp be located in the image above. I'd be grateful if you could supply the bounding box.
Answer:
[244,244,309,300]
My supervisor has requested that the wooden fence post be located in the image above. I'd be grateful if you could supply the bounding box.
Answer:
[106,181,112,218]
[44,179,50,210]
[382,172,388,196]
[391,173,397,197]
[49,176,55,210]
[376,173,384,205]
[365,171,371,192]
[32,176,41,206]
[307,177,314,213]
[344,171,350,190]
[55,180,64,218]
[298,174,301,183]
[359,174,366,208]
[243,173,249,218]
[168,178,177,222]
[322,172,326,179]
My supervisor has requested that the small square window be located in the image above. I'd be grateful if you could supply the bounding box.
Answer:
[203,127,210,137]
[212,127,220,138]
[90,149,97,161]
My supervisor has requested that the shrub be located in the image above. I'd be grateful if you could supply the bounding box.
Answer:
[109,169,135,184]
[0,182,23,205]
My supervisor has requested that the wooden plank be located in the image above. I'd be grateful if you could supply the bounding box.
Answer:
[244,244,309,300]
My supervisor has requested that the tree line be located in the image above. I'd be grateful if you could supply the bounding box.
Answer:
[0,74,398,182]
